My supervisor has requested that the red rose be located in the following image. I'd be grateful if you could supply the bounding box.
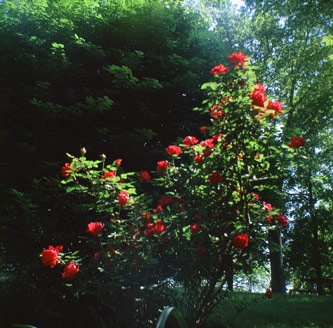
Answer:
[62,262,79,280]
[249,84,267,107]
[200,126,207,134]
[118,191,129,206]
[41,245,63,268]
[203,147,213,157]
[263,201,273,211]
[277,214,288,227]
[166,145,182,156]
[221,96,231,104]
[60,162,72,177]
[182,136,199,148]
[153,220,165,234]
[201,138,215,148]
[251,192,260,200]
[145,228,154,238]
[210,63,230,75]
[208,171,223,184]
[101,171,116,179]
[115,159,122,166]
[194,154,203,163]
[158,196,176,207]
[288,136,306,148]
[210,104,226,120]
[190,223,201,233]
[142,212,152,226]
[228,52,247,68]
[267,101,283,114]
[140,170,151,183]
[156,160,169,173]
[210,104,219,111]
[267,215,274,225]
[152,205,163,213]
[212,133,223,144]
[231,233,249,249]
[87,221,104,237]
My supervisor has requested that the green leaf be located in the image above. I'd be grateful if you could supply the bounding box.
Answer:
[65,186,77,193]
[182,226,191,241]
[51,42,64,49]
[323,35,333,46]
[66,153,75,159]
[201,82,218,91]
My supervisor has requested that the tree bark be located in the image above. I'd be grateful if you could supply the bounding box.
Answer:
[308,169,323,294]
[312,222,323,295]
[269,228,286,293]
[225,254,234,291]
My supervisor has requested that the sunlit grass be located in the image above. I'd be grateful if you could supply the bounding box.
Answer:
[206,291,333,328]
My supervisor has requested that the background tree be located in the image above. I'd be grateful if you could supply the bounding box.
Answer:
[1,0,225,187]
[0,0,227,326]
[242,0,333,292]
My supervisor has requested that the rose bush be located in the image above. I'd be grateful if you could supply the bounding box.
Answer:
[145,52,292,324]
[42,52,297,327]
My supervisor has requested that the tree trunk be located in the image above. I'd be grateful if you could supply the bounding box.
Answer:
[312,223,323,295]
[225,254,234,291]
[308,170,323,294]
[269,228,285,293]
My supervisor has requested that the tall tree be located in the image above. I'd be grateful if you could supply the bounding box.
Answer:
[242,0,333,292]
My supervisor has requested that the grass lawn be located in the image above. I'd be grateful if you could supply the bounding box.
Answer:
[206,291,333,328]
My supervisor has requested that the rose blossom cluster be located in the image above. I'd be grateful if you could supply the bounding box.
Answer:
[264,206,289,227]
[51,155,134,279]
[211,55,284,121]
[56,149,183,276]
[41,245,79,280]
[248,84,284,119]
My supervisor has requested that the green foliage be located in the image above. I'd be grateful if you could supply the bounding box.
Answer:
[323,35,333,60]
[1,0,332,326]
[0,0,218,185]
